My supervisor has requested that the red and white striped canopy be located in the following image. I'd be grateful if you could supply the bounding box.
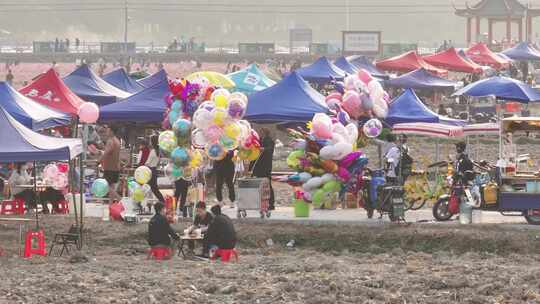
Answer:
[462,123,499,136]
[392,122,464,138]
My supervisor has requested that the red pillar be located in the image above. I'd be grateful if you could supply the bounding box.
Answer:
[488,18,493,45]
[518,19,523,42]
[467,17,472,46]
[476,16,481,42]
[506,17,512,42]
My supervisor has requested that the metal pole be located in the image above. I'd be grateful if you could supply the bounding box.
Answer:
[70,159,79,228]
[124,0,129,53]
[79,156,84,247]
[33,161,38,230]
[345,0,350,31]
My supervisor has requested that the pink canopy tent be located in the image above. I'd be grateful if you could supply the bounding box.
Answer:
[423,47,483,74]
[375,51,448,77]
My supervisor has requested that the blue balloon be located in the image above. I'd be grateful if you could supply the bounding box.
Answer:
[171,147,191,167]
[173,119,192,137]
[171,100,183,113]
[338,111,351,125]
[168,111,180,125]
[335,82,345,94]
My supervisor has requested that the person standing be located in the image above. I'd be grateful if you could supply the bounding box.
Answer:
[214,150,236,208]
[99,125,122,202]
[174,172,191,218]
[251,128,276,210]
[5,69,14,86]
[146,135,165,203]
[383,133,401,185]
[136,138,150,167]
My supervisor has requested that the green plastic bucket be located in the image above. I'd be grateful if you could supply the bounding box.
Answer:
[294,199,310,217]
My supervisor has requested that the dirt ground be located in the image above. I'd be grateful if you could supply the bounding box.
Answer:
[1,215,540,304]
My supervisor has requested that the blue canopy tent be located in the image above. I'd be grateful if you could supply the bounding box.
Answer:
[102,68,144,93]
[227,64,276,94]
[64,64,131,106]
[245,72,328,123]
[387,89,465,126]
[296,57,346,84]
[0,107,82,162]
[453,76,540,102]
[137,69,168,88]
[98,79,171,123]
[347,55,389,80]
[0,82,70,131]
[333,56,358,75]
[501,42,540,61]
[384,68,458,91]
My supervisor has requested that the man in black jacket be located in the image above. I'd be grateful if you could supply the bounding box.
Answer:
[454,142,474,183]
[207,205,237,251]
[148,202,179,247]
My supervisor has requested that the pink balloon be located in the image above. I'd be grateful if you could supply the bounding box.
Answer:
[337,167,351,182]
[326,92,342,102]
[203,125,224,142]
[311,114,333,140]
[342,91,361,118]
[78,102,99,124]
[358,69,373,85]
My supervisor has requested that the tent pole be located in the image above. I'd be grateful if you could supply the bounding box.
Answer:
[435,138,440,162]
[33,161,38,230]
[79,156,84,248]
[70,159,79,228]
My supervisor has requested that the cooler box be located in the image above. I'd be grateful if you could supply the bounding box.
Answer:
[483,183,498,205]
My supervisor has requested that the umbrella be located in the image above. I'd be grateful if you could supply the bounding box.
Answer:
[186,71,235,89]
[453,76,540,103]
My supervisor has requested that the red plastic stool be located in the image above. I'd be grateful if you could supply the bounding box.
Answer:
[53,200,69,214]
[211,248,239,263]
[24,230,47,258]
[0,198,25,215]
[148,247,172,260]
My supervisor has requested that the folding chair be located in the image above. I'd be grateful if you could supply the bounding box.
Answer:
[49,225,80,256]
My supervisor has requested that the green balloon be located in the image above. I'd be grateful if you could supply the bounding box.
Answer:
[323,180,341,193]
[287,150,304,170]
[312,188,326,208]
[172,166,183,178]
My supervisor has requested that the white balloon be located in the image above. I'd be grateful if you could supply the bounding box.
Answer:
[304,177,324,190]
[334,142,353,160]
[331,133,346,145]
[319,145,338,160]
[211,88,231,100]
[321,173,336,183]
[345,123,359,143]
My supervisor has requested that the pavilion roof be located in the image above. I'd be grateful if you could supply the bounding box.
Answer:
[455,0,527,18]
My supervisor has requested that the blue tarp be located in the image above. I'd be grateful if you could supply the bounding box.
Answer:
[384,68,458,90]
[386,89,439,125]
[296,57,346,84]
[227,64,276,94]
[387,89,465,126]
[137,69,168,88]
[347,55,389,79]
[0,82,70,131]
[333,56,358,75]
[245,72,328,123]
[64,64,131,106]
[102,68,144,93]
[98,79,171,123]
[453,76,540,102]
[501,42,540,61]
[0,107,82,162]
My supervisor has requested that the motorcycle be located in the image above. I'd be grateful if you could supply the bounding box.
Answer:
[361,168,406,222]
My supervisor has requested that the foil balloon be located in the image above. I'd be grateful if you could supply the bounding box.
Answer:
[363,118,383,138]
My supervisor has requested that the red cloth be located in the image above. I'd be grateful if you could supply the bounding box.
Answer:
[138,147,150,167]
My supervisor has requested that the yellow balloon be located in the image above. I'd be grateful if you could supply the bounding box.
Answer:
[190,150,203,168]
[213,110,227,127]
[224,123,241,139]
[214,95,229,109]
[132,188,145,202]
[247,148,261,161]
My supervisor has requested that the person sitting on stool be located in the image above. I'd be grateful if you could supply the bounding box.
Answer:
[186,201,214,257]
[148,202,179,249]
[207,204,237,257]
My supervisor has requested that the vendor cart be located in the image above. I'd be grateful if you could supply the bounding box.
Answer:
[236,177,271,219]
[497,117,540,224]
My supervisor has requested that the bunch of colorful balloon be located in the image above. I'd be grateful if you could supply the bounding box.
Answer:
[191,89,260,161]
[157,79,209,183]
[43,163,69,191]
[284,113,368,208]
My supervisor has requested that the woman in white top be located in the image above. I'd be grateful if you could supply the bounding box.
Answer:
[146,135,165,203]
[8,163,36,209]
